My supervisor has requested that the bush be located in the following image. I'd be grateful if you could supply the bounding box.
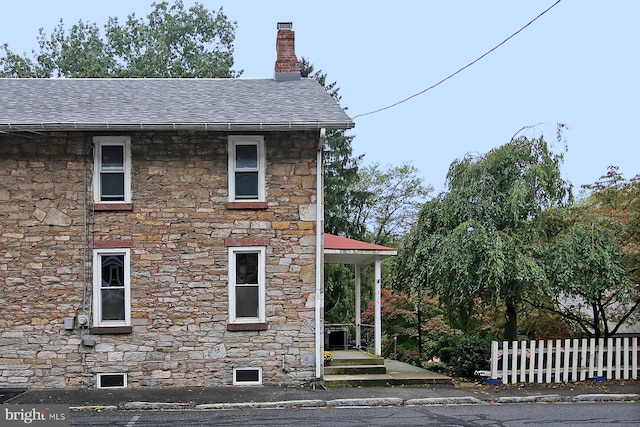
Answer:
[448,334,491,377]
[422,360,449,374]
[422,333,492,377]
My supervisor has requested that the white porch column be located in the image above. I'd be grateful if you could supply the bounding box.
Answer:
[355,265,361,349]
[374,256,382,356]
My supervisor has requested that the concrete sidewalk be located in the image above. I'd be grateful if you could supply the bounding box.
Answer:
[4,380,639,410]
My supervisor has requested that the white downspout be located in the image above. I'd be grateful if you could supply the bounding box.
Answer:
[315,128,326,379]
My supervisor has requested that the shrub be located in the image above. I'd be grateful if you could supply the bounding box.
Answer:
[422,360,449,374]
[448,334,491,377]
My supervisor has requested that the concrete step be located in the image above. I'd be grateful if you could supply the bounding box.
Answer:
[323,374,453,387]
[324,364,387,375]
[323,358,454,387]
[329,357,385,366]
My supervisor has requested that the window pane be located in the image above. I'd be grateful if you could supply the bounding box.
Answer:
[235,172,258,199]
[236,252,258,284]
[99,374,125,388]
[101,255,125,287]
[236,286,259,318]
[101,173,125,201]
[101,145,124,170]
[235,369,259,383]
[101,288,125,320]
[235,145,257,169]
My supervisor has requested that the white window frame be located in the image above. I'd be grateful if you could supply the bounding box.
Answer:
[228,135,266,202]
[228,246,266,324]
[96,373,128,389]
[233,367,263,386]
[92,248,131,327]
[93,136,132,203]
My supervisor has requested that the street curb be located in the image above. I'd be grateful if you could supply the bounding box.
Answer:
[67,393,640,411]
[118,402,192,410]
[196,399,326,410]
[495,395,562,404]
[571,394,639,402]
[70,405,118,412]
[406,397,485,406]
[325,397,404,407]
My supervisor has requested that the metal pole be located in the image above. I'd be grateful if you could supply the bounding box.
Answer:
[417,304,422,359]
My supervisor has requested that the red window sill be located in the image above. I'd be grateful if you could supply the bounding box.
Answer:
[93,203,134,212]
[89,326,133,334]
[226,322,269,331]
[226,202,268,210]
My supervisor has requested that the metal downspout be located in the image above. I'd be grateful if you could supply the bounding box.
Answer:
[315,129,325,379]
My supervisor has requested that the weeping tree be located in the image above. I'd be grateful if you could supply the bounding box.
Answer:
[395,133,572,340]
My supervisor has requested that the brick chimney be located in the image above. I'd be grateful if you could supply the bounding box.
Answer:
[274,22,300,81]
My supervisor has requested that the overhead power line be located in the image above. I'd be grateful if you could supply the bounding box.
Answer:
[353,0,562,119]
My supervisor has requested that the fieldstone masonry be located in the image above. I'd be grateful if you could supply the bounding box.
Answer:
[0,130,319,388]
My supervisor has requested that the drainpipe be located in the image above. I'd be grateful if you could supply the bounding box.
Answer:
[315,128,325,379]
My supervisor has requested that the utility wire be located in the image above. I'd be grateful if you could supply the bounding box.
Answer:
[353,0,562,119]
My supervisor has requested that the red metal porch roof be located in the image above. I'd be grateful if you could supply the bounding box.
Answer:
[324,233,396,251]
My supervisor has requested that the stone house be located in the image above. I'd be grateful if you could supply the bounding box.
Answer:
[0,23,353,388]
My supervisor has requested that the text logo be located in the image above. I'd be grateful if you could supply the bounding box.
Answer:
[3,405,69,426]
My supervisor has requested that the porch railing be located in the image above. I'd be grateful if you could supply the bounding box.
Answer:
[324,323,375,350]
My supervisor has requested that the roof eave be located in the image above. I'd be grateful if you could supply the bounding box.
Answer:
[0,121,355,132]
[324,249,398,257]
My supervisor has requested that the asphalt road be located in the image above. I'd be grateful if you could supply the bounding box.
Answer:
[69,402,640,426]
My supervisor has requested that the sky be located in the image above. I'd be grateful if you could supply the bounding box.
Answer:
[1,0,638,196]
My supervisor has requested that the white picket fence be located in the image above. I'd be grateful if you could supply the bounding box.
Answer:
[490,338,639,383]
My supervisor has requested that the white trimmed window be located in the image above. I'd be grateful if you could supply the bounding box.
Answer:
[94,136,131,203]
[93,249,131,327]
[96,373,127,389]
[228,247,266,323]
[233,367,262,385]
[228,136,265,202]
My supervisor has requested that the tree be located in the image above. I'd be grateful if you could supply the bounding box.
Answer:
[351,163,432,246]
[394,135,571,340]
[544,219,634,339]
[581,166,640,286]
[535,167,640,339]
[360,287,448,363]
[300,57,366,324]
[0,1,240,78]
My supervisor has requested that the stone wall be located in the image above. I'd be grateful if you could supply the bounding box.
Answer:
[0,130,319,388]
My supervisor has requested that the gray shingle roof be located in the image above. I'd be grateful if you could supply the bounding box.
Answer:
[0,78,354,131]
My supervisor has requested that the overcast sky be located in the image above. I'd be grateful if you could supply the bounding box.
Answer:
[2,1,638,195]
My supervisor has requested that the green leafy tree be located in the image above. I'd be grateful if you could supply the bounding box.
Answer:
[394,135,571,340]
[0,0,240,78]
[581,166,640,285]
[544,219,634,339]
[535,167,639,339]
[352,163,432,246]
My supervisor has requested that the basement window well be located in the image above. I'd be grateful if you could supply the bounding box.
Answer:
[233,367,262,385]
[96,373,127,389]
